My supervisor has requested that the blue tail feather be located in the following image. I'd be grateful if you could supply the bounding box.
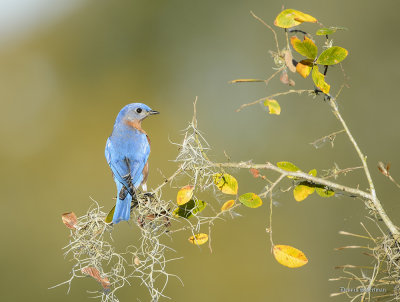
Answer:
[113,193,132,224]
[112,180,133,224]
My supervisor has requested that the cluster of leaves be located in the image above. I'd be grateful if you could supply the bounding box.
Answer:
[277,161,335,201]
[278,9,348,95]
[173,173,263,246]
[232,8,349,114]
[173,171,312,268]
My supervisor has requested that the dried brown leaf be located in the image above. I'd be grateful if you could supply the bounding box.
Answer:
[82,266,111,290]
[283,50,296,73]
[61,212,77,229]
[250,168,260,178]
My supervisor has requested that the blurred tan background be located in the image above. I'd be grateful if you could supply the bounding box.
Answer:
[1,0,399,301]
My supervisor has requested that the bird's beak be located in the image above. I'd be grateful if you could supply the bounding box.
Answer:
[148,110,160,115]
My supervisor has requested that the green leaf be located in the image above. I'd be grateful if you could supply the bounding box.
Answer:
[316,26,347,36]
[308,169,317,177]
[290,36,318,60]
[316,46,348,65]
[315,186,335,197]
[213,173,238,195]
[264,99,281,115]
[105,205,115,224]
[277,161,300,172]
[312,65,330,94]
[239,193,263,208]
[173,199,207,219]
[274,9,317,28]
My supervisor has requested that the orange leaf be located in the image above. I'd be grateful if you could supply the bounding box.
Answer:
[82,267,111,289]
[62,212,77,229]
[273,245,308,268]
[296,59,313,78]
[221,200,235,211]
[177,185,194,205]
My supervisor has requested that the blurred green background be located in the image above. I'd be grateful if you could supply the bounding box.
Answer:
[1,0,400,301]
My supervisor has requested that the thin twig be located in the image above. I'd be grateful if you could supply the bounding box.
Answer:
[236,89,314,112]
[329,99,399,238]
[250,11,280,55]
[310,129,346,149]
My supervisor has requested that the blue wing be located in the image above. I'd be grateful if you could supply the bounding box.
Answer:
[105,130,150,193]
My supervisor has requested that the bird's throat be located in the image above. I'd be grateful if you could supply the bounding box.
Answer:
[124,119,146,134]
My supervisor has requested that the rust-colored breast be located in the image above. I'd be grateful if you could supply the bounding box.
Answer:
[125,119,147,135]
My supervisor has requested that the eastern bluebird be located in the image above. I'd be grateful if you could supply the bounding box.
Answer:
[105,103,159,224]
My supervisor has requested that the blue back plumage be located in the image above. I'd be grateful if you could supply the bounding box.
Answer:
[105,103,158,224]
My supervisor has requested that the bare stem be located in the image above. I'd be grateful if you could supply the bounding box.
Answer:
[236,89,314,112]
[329,99,399,238]
[250,11,280,55]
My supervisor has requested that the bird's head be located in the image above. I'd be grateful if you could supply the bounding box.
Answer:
[116,103,159,128]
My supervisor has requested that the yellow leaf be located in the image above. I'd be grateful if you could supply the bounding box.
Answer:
[105,206,115,224]
[221,200,235,211]
[188,233,208,245]
[264,99,281,115]
[274,9,317,29]
[290,36,318,59]
[296,59,313,78]
[230,79,265,83]
[293,183,315,202]
[312,65,330,94]
[239,193,262,208]
[213,173,238,195]
[177,185,194,205]
[293,11,317,23]
[293,169,317,201]
[273,245,308,268]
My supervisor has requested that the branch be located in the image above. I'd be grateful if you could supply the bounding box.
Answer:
[329,99,400,238]
[212,161,373,199]
[250,11,280,55]
[236,89,314,112]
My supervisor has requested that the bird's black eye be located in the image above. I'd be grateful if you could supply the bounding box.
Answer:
[136,108,142,113]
